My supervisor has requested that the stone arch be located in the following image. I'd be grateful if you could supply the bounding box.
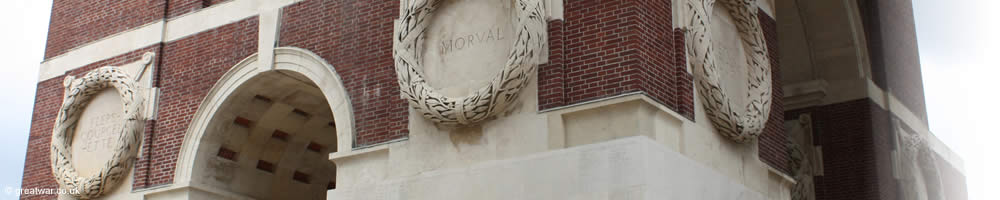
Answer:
[172,47,353,199]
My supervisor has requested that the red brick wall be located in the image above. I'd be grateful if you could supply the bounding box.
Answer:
[538,20,566,109]
[788,99,884,200]
[166,0,200,18]
[206,0,232,7]
[872,103,899,200]
[788,98,968,200]
[757,10,790,174]
[21,78,61,200]
[136,18,259,188]
[132,118,158,190]
[636,0,676,111]
[673,28,695,120]
[44,0,167,59]
[166,0,230,18]
[543,1,787,176]
[278,0,408,148]
[876,0,927,124]
[858,0,927,124]
[538,0,696,121]
[561,1,642,104]
[21,45,162,200]
[43,0,243,59]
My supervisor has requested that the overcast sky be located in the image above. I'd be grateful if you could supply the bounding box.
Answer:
[0,1,50,199]
[913,0,999,199]
[0,0,995,199]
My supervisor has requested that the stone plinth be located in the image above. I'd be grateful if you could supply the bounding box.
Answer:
[330,136,771,200]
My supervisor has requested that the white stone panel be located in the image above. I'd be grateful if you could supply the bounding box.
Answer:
[421,0,515,97]
[711,4,752,118]
[38,22,163,81]
[330,137,768,200]
[70,89,125,178]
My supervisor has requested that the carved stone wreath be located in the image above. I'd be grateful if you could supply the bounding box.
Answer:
[897,130,947,200]
[50,66,144,199]
[683,0,772,143]
[393,0,547,125]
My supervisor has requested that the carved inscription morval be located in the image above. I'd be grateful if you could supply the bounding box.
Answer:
[440,26,505,54]
[393,0,546,125]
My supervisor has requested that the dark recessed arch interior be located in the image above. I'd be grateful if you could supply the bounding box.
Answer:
[191,70,338,200]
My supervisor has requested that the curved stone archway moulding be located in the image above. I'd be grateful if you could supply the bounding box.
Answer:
[172,47,355,186]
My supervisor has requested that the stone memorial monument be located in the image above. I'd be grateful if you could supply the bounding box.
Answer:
[19,0,968,199]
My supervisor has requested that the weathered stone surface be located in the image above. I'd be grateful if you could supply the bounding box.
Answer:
[422,0,515,97]
[330,137,774,200]
[70,89,125,178]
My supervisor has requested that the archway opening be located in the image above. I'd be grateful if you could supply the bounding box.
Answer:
[190,70,338,200]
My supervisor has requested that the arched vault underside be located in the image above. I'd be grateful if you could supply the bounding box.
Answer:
[172,47,354,200]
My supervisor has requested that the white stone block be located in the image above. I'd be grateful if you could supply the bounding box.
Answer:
[329,136,768,200]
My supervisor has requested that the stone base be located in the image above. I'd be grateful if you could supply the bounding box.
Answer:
[329,136,768,200]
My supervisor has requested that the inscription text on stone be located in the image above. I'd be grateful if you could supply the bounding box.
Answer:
[71,89,125,177]
[439,26,505,55]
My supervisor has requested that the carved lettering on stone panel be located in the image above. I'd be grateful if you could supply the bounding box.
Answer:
[393,0,547,125]
[71,89,125,177]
